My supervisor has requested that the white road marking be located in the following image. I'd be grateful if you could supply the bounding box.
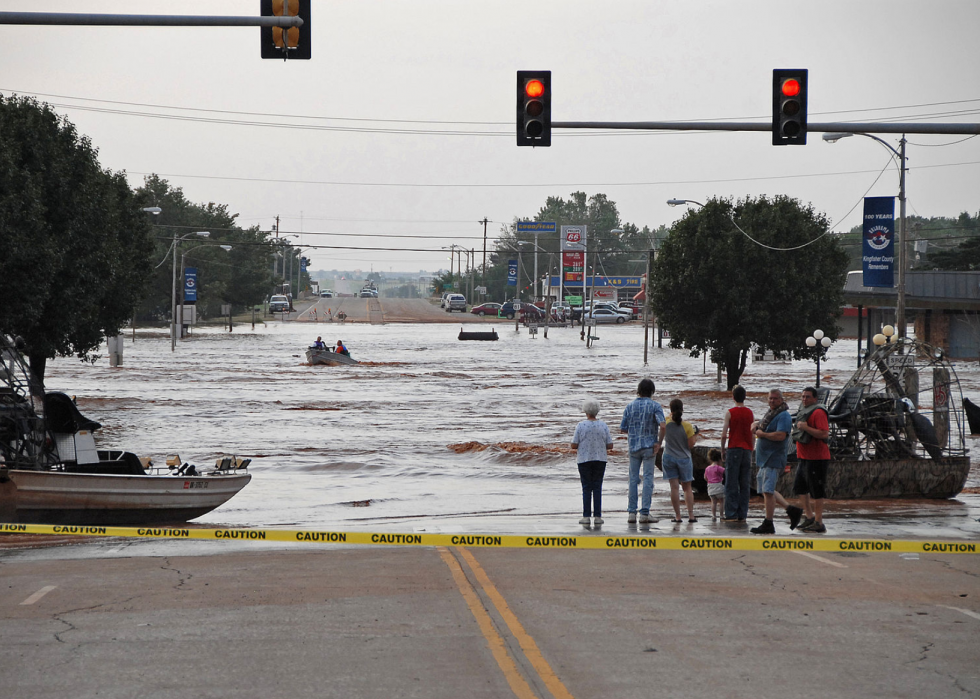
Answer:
[938,605,980,621]
[791,550,848,568]
[20,586,57,605]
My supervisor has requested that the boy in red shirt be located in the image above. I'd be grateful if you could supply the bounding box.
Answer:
[793,386,830,533]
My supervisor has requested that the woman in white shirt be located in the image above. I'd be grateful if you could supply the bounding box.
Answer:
[571,398,614,527]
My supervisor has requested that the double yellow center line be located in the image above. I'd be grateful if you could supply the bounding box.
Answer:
[438,546,574,699]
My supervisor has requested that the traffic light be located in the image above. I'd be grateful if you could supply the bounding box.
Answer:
[261,0,311,60]
[772,69,808,145]
[517,71,551,147]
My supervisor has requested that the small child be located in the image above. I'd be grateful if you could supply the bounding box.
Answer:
[705,448,726,519]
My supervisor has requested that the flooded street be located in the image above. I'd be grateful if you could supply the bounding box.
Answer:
[40,313,980,542]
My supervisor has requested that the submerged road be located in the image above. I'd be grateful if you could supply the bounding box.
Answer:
[2,540,978,698]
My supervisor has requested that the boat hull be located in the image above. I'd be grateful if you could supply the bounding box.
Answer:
[306,348,358,366]
[2,470,252,525]
[688,447,970,499]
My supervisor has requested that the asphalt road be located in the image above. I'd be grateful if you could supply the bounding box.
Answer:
[2,540,978,698]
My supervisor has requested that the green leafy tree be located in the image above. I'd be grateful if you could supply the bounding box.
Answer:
[0,95,153,383]
[650,196,849,389]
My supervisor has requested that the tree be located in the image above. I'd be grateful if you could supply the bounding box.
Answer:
[650,196,849,389]
[0,95,153,383]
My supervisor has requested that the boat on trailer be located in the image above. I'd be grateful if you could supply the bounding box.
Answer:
[688,339,971,499]
[0,334,251,525]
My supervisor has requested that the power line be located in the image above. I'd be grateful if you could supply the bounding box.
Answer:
[129,159,980,190]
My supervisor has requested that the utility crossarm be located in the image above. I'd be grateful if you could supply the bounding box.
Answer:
[552,121,980,136]
[0,12,303,28]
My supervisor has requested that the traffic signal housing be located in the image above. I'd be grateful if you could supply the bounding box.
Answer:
[772,69,808,145]
[517,71,551,147]
[261,0,311,60]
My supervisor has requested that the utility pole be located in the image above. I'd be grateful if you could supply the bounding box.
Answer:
[480,217,488,287]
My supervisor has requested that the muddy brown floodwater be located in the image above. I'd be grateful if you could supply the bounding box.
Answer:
[32,307,980,542]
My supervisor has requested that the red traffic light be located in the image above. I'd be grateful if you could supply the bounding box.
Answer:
[781,78,801,97]
[525,80,545,98]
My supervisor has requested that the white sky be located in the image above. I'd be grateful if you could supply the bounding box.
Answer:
[3,0,979,274]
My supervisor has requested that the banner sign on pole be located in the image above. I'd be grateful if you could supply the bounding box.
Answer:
[184,267,198,302]
[516,221,556,234]
[862,197,895,288]
[507,260,517,286]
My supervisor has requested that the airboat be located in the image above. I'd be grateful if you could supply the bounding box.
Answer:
[0,334,251,525]
[697,339,971,499]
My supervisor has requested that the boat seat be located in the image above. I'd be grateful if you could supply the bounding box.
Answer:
[166,454,182,467]
[43,392,102,433]
[235,457,251,469]
[215,456,233,470]
[827,386,864,424]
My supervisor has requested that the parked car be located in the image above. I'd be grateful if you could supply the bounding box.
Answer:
[470,302,502,317]
[269,295,290,313]
[585,308,628,324]
[617,301,641,319]
[590,302,632,319]
[359,289,378,298]
[320,290,334,298]
[498,301,544,321]
[440,292,452,308]
[445,294,467,312]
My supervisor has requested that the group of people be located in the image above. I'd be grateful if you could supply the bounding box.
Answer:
[571,378,830,535]
[311,337,350,356]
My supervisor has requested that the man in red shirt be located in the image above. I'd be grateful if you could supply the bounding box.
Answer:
[793,386,830,533]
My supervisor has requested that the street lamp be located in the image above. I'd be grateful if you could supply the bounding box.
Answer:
[824,131,908,338]
[667,199,704,208]
[806,329,833,387]
[179,244,232,342]
[141,206,162,215]
[171,231,210,351]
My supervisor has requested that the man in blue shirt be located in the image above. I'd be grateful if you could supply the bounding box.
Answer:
[620,378,666,524]
[750,388,804,534]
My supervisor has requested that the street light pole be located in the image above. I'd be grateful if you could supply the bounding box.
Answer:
[171,231,210,351]
[179,244,232,343]
[824,132,908,337]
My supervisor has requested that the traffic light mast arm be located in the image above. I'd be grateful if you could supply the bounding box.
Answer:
[548,120,980,136]
[0,12,303,27]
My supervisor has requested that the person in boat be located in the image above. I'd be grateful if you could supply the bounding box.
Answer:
[312,336,326,350]
[336,340,350,357]
[792,386,831,533]
[750,388,804,534]
[720,384,754,522]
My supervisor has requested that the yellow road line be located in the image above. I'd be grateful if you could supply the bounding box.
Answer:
[437,547,539,699]
[458,547,575,699]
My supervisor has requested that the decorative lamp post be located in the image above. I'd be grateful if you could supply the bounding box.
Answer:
[806,329,832,387]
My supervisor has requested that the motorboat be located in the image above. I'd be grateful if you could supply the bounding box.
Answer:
[0,334,250,525]
[306,347,359,366]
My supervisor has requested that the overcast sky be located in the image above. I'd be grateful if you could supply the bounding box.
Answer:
[3,0,979,275]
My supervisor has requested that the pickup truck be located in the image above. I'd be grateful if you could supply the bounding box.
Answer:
[269,295,290,313]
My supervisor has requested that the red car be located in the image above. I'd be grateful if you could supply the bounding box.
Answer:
[470,303,502,317]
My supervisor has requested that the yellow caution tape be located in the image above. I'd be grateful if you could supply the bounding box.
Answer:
[1,523,978,554]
